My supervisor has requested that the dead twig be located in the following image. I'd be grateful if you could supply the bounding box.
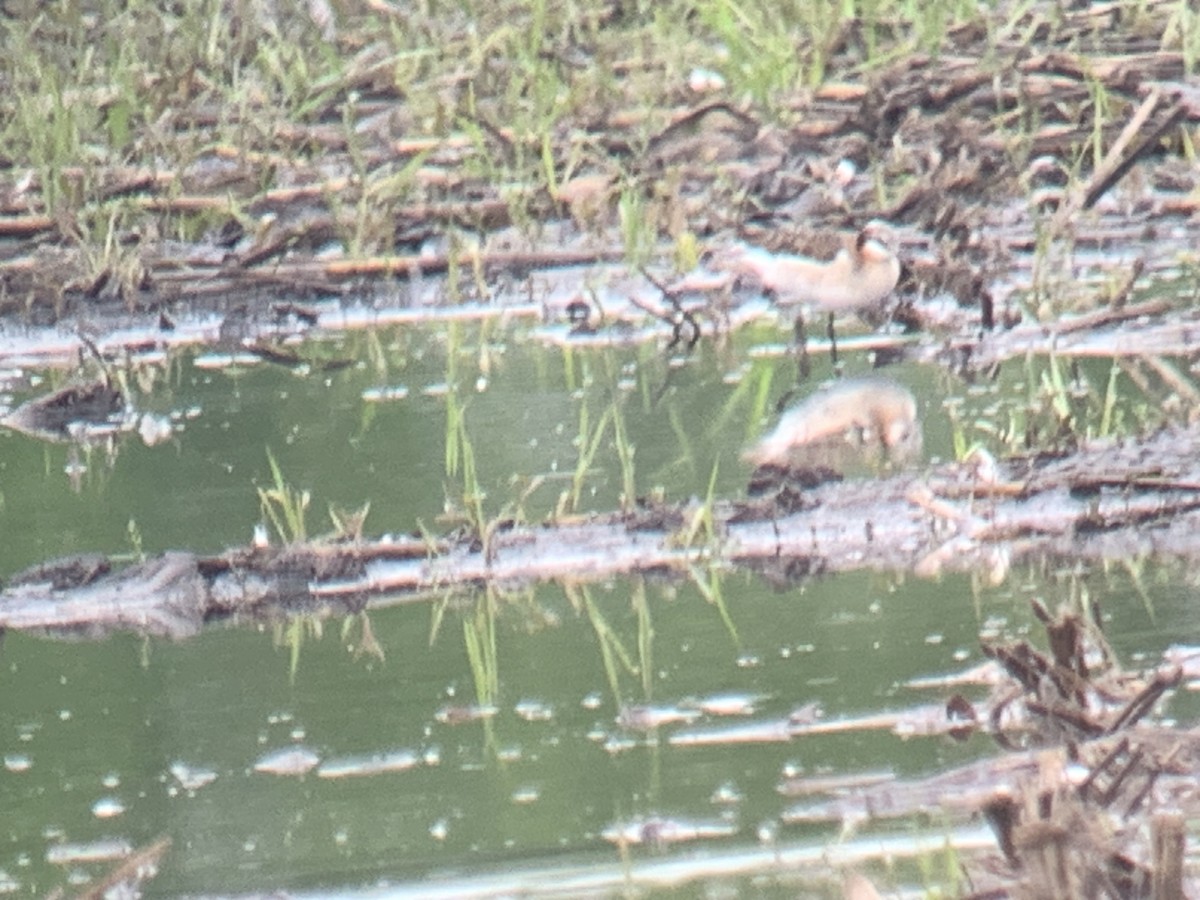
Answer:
[1049,89,1170,236]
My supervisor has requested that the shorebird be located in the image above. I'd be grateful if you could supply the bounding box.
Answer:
[718,221,902,373]
[743,376,921,473]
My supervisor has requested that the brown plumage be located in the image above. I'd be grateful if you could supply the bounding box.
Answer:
[720,221,901,315]
[717,222,902,371]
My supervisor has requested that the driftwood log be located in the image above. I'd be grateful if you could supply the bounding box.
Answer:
[4,423,1200,640]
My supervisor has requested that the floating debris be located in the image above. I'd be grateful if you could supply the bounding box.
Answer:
[514,699,554,722]
[91,796,125,819]
[317,750,420,779]
[361,385,410,402]
[511,786,540,805]
[137,412,174,446]
[616,704,702,731]
[252,746,320,777]
[192,352,263,369]
[777,769,896,799]
[45,838,132,865]
[434,703,498,725]
[601,734,646,755]
[3,754,31,773]
[601,816,738,848]
[168,762,218,792]
[670,719,792,746]
[904,660,1004,690]
[710,782,744,806]
[683,692,766,717]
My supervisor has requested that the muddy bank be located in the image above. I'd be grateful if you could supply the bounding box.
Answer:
[1,2,1198,350]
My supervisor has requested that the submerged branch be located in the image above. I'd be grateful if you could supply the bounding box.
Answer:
[5,425,1200,640]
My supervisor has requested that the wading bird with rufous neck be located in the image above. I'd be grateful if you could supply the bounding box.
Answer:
[716,221,902,374]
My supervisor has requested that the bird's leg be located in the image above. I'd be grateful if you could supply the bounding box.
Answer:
[793,312,811,381]
[826,312,839,370]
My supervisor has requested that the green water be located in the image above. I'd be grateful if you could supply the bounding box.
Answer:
[0,323,1195,896]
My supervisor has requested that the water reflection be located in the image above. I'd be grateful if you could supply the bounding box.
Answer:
[3,324,1200,895]
[3,561,1198,894]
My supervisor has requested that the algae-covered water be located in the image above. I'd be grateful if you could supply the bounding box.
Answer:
[1,320,1197,897]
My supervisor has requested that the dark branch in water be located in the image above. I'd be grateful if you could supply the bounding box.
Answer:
[7,425,1200,641]
[784,602,1193,897]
